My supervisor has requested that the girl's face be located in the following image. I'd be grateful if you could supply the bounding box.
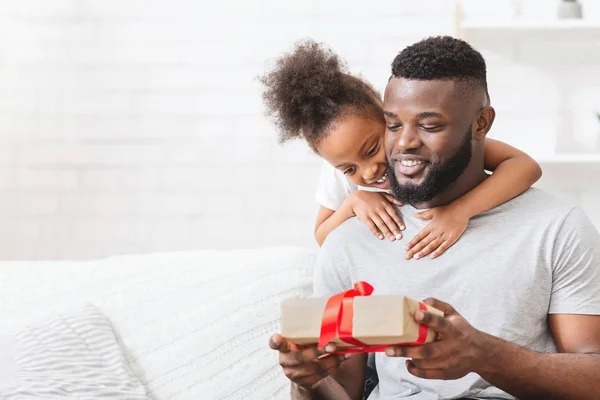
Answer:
[316,114,390,189]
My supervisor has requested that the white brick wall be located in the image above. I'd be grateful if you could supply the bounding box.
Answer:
[0,0,599,259]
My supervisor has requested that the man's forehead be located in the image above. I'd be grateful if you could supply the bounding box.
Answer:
[384,78,456,102]
[383,78,463,115]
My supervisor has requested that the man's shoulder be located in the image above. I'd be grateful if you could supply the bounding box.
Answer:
[485,187,578,222]
[508,187,573,208]
[321,216,375,251]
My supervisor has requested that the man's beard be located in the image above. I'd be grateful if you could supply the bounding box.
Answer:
[387,128,473,205]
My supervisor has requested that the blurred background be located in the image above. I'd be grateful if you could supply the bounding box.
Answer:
[0,0,599,259]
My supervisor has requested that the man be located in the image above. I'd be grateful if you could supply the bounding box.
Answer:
[270,36,600,399]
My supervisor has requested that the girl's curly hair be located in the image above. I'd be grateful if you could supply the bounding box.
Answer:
[260,40,383,152]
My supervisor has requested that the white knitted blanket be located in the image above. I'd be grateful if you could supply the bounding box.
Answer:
[0,246,316,399]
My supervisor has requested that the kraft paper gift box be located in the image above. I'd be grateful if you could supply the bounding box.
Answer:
[281,293,443,351]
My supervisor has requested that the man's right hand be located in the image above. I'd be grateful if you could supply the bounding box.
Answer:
[269,333,351,390]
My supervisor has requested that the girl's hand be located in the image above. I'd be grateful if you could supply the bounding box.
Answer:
[347,191,405,241]
[405,205,469,260]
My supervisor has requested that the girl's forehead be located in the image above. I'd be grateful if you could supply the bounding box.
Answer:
[317,116,384,164]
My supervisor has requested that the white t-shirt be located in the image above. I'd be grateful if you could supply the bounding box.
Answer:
[315,161,390,211]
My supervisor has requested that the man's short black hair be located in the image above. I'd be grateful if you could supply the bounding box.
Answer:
[391,36,489,102]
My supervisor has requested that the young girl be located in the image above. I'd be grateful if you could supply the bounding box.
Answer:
[261,40,542,260]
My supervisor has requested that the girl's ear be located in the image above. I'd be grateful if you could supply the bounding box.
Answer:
[473,106,495,141]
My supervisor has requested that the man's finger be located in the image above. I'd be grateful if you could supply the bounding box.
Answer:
[422,298,457,316]
[385,345,408,358]
[269,334,291,353]
[406,360,446,380]
[385,341,445,359]
[414,309,451,334]
[282,348,347,375]
[311,355,352,383]
[280,343,337,368]
[316,343,337,358]
[317,352,347,371]
[293,355,349,389]
[299,351,345,376]
[409,356,450,370]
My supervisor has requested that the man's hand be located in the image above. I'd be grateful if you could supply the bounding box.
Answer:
[269,334,351,390]
[384,298,492,380]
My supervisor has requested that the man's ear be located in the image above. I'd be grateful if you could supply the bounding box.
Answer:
[473,106,495,141]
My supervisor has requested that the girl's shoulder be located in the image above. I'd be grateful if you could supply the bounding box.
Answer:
[315,161,358,210]
[318,161,358,191]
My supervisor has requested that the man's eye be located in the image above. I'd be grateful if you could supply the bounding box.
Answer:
[422,125,441,132]
[387,125,401,132]
[343,167,356,175]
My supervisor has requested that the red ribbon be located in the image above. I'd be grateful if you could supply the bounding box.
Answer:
[318,281,429,353]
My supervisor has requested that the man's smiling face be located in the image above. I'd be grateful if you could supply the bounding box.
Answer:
[383,78,479,204]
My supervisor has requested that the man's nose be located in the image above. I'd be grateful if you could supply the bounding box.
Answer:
[395,126,421,152]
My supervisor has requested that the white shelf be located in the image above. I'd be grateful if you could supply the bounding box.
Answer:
[459,19,600,32]
[534,154,600,182]
[533,154,600,187]
[536,153,600,164]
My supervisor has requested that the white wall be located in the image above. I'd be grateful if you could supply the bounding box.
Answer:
[0,0,599,259]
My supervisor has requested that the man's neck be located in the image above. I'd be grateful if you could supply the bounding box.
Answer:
[411,169,488,210]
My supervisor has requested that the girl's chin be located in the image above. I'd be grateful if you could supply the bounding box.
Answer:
[369,180,391,190]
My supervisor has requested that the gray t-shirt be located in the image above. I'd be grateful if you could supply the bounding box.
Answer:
[313,188,600,400]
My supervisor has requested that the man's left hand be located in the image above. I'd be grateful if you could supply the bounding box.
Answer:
[385,298,493,380]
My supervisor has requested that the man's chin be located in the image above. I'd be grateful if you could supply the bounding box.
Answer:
[395,170,428,187]
[389,169,432,202]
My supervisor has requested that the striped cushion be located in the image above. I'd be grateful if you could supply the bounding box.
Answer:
[0,305,149,399]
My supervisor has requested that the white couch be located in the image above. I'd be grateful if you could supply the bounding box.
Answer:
[0,246,317,399]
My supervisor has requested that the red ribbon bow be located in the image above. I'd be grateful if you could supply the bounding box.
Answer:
[318,281,429,353]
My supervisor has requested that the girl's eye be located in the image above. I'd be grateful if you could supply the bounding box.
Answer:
[367,146,378,157]
[343,167,356,175]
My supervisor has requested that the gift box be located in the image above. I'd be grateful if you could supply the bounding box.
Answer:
[281,282,443,352]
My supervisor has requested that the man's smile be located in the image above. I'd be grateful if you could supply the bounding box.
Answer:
[392,156,428,177]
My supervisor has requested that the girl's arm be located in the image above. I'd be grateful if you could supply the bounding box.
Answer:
[405,138,542,259]
[315,205,352,246]
[315,191,404,246]
[452,137,542,218]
